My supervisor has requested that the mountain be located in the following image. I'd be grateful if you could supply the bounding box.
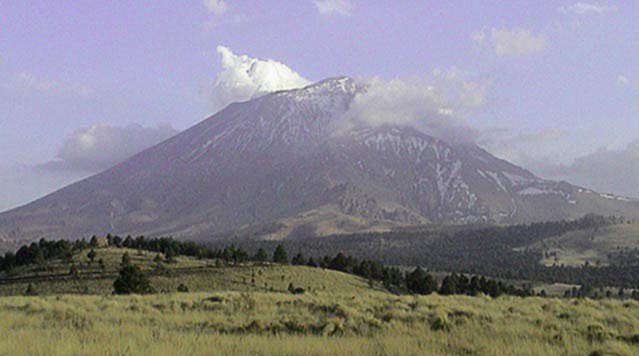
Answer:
[1,77,638,243]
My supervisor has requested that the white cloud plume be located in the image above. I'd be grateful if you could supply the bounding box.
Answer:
[39,123,178,173]
[558,2,616,15]
[334,75,484,143]
[211,46,312,112]
[473,28,547,57]
[314,0,352,16]
[203,0,228,15]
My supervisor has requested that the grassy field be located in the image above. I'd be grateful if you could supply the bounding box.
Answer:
[2,247,639,355]
[1,291,638,355]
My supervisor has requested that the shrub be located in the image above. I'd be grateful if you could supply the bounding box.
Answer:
[69,264,79,278]
[24,283,37,296]
[430,315,452,332]
[288,282,305,295]
[120,252,131,267]
[87,249,97,263]
[113,264,155,295]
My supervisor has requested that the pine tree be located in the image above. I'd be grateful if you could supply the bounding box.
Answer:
[272,245,288,264]
[121,252,131,267]
[254,248,268,262]
[406,267,437,295]
[112,235,123,247]
[113,264,155,294]
[291,252,306,265]
[439,275,458,295]
[87,249,97,263]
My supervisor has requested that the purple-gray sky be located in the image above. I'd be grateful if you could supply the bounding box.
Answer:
[1,0,638,211]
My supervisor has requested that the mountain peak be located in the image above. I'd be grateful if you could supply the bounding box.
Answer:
[275,76,358,99]
[305,76,355,90]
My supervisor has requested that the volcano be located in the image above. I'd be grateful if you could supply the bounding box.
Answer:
[2,77,638,242]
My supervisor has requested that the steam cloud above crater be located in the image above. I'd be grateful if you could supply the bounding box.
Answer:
[211,46,312,112]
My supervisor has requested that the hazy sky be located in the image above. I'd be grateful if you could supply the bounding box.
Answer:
[1,1,638,211]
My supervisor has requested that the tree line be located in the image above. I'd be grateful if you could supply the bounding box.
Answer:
[231,214,639,289]
[3,214,637,296]
[0,234,534,298]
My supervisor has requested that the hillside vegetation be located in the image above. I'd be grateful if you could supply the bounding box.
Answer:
[0,247,377,297]
[245,215,639,289]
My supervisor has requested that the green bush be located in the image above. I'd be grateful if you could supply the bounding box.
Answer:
[113,264,155,295]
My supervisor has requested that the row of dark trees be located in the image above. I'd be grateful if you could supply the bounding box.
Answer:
[1,233,531,298]
[3,214,636,296]
[0,239,87,272]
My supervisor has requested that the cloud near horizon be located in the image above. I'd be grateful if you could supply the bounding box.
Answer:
[481,128,568,171]
[538,141,639,198]
[485,130,639,198]
[210,46,312,112]
[39,123,178,173]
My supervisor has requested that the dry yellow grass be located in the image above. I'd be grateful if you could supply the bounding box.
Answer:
[2,247,639,355]
[0,291,638,355]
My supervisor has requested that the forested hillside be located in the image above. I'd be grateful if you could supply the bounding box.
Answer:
[233,215,639,289]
